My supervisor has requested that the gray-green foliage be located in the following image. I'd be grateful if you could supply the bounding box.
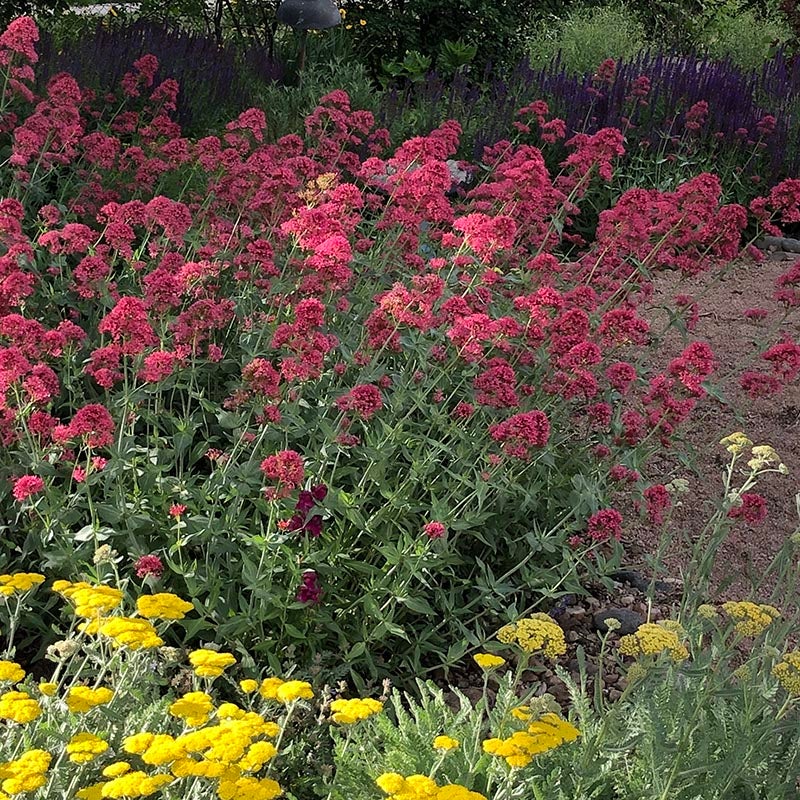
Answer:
[528,3,648,74]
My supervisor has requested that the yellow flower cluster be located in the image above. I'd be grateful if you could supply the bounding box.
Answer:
[719,432,753,454]
[376,773,487,800]
[67,732,109,763]
[329,697,383,724]
[473,653,506,670]
[53,580,123,617]
[257,677,314,704]
[109,698,282,799]
[0,572,45,596]
[748,444,783,472]
[0,749,51,794]
[772,651,800,696]
[721,601,780,637]
[618,622,689,661]
[0,690,42,723]
[433,735,459,751]
[482,713,580,768]
[188,649,237,678]
[136,593,193,620]
[88,617,164,649]
[66,686,114,714]
[0,660,25,683]
[79,770,174,798]
[497,614,566,658]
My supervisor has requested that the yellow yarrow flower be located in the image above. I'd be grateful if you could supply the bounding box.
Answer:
[0,661,25,683]
[0,749,51,794]
[722,601,780,637]
[433,735,459,751]
[473,653,506,670]
[773,651,800,696]
[169,691,214,727]
[275,680,313,703]
[483,712,579,768]
[0,572,45,596]
[329,697,383,724]
[99,770,173,797]
[239,679,259,693]
[96,617,164,649]
[188,649,236,678]
[217,775,282,800]
[38,681,57,696]
[102,762,132,778]
[719,432,752,454]
[0,690,42,723]
[618,622,689,661]
[259,677,284,700]
[136,593,193,620]
[66,685,114,713]
[497,614,566,658]
[375,773,486,800]
[54,581,123,617]
[66,732,109,763]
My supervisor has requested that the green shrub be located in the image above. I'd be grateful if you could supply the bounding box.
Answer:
[528,3,647,74]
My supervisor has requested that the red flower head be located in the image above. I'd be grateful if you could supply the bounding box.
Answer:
[135,554,164,579]
[12,474,44,501]
[261,449,305,499]
[423,521,447,540]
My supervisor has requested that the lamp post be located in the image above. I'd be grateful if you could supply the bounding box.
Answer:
[276,0,342,74]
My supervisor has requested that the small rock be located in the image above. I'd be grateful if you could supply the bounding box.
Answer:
[620,594,635,606]
[593,608,645,635]
[566,630,580,643]
[586,596,601,609]
[604,671,619,685]
[608,688,623,702]
[649,607,663,620]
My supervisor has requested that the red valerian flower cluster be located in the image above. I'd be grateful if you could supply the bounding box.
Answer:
[1,17,798,656]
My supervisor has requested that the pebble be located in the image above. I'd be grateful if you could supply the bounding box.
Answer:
[608,688,623,701]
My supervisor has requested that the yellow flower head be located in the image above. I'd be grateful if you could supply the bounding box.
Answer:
[66,732,109,763]
[54,581,123,617]
[100,770,173,798]
[497,614,566,658]
[618,622,689,661]
[259,677,284,700]
[136,593,193,620]
[275,680,313,704]
[330,697,383,724]
[188,649,236,678]
[0,749,51,794]
[719,432,753,455]
[65,685,114,714]
[239,678,259,693]
[0,661,25,683]
[473,653,506,670]
[96,617,164,649]
[721,601,780,637]
[38,682,57,696]
[169,691,214,727]
[433,735,459,751]
[0,572,45,596]
[696,604,719,620]
[0,690,43,723]
[773,651,800,696]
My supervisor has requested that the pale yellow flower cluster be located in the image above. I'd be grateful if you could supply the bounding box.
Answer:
[618,622,689,661]
[722,601,780,637]
[497,614,566,658]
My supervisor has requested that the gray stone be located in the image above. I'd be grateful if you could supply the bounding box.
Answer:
[593,608,644,635]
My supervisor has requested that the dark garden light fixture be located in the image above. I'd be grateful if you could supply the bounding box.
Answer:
[276,0,342,73]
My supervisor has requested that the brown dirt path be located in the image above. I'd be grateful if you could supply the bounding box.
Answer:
[629,253,800,601]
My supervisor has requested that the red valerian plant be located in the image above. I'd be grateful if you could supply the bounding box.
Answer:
[0,17,798,678]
